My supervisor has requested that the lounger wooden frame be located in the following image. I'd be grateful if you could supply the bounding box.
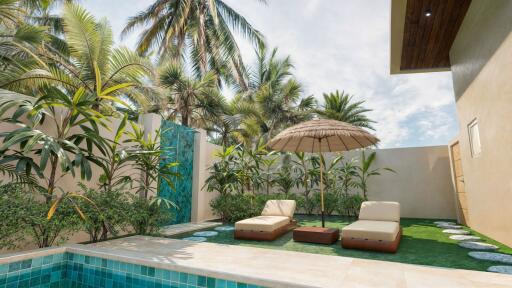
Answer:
[234,220,297,241]
[341,227,402,253]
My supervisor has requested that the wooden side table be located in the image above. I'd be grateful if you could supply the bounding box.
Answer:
[293,226,340,244]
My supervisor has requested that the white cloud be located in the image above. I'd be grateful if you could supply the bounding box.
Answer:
[81,0,459,148]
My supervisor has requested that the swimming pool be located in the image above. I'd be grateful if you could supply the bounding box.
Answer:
[0,252,263,288]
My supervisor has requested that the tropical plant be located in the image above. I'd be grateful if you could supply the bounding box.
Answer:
[316,90,375,130]
[125,123,180,199]
[0,87,111,204]
[260,151,278,195]
[338,193,365,217]
[78,183,130,242]
[339,157,358,196]
[88,114,135,191]
[158,63,225,127]
[122,0,264,88]
[355,150,395,199]
[234,46,316,143]
[273,154,298,196]
[0,3,155,111]
[127,194,174,235]
[204,145,238,196]
[0,183,81,249]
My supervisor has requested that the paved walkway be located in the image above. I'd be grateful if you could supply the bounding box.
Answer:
[159,221,221,236]
[88,236,512,288]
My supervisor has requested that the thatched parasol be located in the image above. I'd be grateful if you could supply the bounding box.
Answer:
[267,119,379,227]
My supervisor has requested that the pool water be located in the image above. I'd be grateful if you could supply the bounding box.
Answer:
[0,252,263,288]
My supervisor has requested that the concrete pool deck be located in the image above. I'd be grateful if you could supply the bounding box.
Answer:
[88,235,512,288]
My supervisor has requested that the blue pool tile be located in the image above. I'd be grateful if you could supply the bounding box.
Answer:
[8,261,21,272]
[0,252,264,288]
[171,271,180,282]
[187,274,197,285]
[206,277,216,288]
[197,276,206,287]
[179,272,188,283]
[215,279,226,288]
[0,264,8,274]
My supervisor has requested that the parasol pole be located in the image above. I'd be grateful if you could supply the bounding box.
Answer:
[319,138,325,228]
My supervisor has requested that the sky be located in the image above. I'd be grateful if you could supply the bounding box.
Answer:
[80,0,459,148]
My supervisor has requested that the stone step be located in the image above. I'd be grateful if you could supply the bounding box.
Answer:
[193,231,219,237]
[443,229,470,235]
[488,266,512,275]
[182,236,208,242]
[458,241,498,250]
[437,224,463,229]
[434,221,456,225]
[469,252,512,264]
[449,235,481,241]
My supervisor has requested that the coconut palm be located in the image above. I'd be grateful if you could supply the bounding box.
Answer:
[316,90,375,130]
[236,45,316,143]
[122,0,264,89]
[0,3,155,111]
[158,62,226,127]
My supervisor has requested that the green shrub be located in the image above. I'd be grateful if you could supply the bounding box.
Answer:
[210,193,304,223]
[0,184,81,249]
[338,194,365,217]
[79,184,131,242]
[312,191,339,216]
[210,194,260,223]
[127,195,173,235]
[296,195,316,215]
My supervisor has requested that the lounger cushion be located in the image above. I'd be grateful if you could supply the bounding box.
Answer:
[235,216,290,232]
[358,201,400,222]
[260,200,296,218]
[342,220,400,242]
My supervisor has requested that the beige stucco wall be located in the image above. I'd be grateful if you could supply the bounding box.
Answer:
[343,146,457,219]
[205,145,456,220]
[191,129,221,222]
[449,0,512,246]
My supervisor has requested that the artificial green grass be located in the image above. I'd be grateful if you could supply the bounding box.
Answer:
[169,215,512,272]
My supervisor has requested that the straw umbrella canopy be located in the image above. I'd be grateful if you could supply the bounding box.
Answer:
[267,119,379,227]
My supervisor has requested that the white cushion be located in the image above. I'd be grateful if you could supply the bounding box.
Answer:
[342,220,400,242]
[358,201,400,222]
[235,216,291,232]
[261,200,296,218]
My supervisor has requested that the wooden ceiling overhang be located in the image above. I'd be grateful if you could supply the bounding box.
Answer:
[390,0,472,74]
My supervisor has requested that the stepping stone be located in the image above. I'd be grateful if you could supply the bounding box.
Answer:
[458,241,498,250]
[434,221,456,225]
[182,236,207,242]
[443,229,470,235]
[214,226,235,232]
[193,231,218,237]
[468,252,512,264]
[488,266,512,275]
[449,235,481,241]
[437,224,463,229]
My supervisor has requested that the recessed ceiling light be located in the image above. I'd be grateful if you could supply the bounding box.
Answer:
[425,9,432,17]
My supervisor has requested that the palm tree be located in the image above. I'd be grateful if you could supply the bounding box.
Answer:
[235,45,316,144]
[316,90,375,130]
[0,3,155,111]
[158,62,226,127]
[122,0,264,89]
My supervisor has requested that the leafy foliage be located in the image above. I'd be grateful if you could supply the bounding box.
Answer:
[316,90,375,130]
[0,183,82,249]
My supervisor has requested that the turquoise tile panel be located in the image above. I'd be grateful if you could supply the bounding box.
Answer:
[159,121,196,224]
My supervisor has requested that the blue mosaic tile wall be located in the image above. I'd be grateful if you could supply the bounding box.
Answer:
[159,121,196,224]
[0,253,264,288]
